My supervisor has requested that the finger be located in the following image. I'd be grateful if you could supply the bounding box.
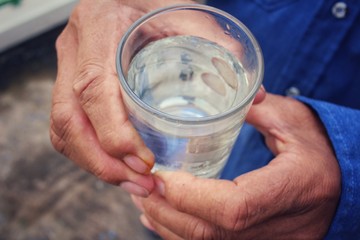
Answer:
[53,25,79,103]
[154,169,299,232]
[50,109,154,195]
[71,5,155,168]
[245,93,284,131]
[141,192,216,240]
[140,214,184,240]
[143,178,331,240]
[252,85,266,105]
[139,215,156,233]
[73,67,155,167]
[245,93,331,154]
[51,25,154,196]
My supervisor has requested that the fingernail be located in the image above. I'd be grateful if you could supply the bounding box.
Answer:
[124,155,150,174]
[140,214,155,231]
[155,176,165,196]
[120,181,149,197]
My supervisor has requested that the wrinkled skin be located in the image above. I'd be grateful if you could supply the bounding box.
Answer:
[51,0,198,196]
[133,94,341,240]
[51,0,341,239]
[51,0,264,196]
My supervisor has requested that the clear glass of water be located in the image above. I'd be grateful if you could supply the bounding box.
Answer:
[116,4,263,178]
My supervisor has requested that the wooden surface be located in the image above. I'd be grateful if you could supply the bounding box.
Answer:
[0,26,160,240]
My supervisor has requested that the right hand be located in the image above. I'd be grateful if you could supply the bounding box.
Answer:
[50,0,195,197]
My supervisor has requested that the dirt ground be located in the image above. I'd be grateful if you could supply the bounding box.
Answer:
[0,25,160,240]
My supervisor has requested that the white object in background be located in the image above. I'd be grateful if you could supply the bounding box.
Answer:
[0,0,78,52]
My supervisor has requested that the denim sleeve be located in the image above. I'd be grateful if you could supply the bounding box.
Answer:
[297,96,360,239]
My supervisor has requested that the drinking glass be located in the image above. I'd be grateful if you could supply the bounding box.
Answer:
[116,4,263,178]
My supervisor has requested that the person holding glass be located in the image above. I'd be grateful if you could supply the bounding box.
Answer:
[50,0,360,239]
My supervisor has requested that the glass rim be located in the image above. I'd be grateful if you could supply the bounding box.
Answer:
[116,3,264,125]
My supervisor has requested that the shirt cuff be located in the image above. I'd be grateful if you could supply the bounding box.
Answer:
[296,96,360,239]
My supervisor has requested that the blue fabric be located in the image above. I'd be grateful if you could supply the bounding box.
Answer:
[299,97,360,239]
[207,0,360,238]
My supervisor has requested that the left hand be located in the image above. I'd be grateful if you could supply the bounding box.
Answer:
[132,93,341,239]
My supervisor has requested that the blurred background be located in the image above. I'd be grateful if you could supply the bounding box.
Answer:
[0,0,160,239]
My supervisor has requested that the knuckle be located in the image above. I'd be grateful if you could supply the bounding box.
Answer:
[73,61,105,108]
[99,129,120,151]
[49,126,66,155]
[50,110,74,162]
[185,219,215,240]
[50,103,74,154]
[72,148,120,185]
[91,163,112,183]
[87,159,121,186]
[99,121,136,157]
[221,197,251,232]
[55,32,66,52]
[55,27,72,58]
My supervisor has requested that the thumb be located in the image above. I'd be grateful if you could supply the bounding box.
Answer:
[246,93,290,131]
[245,93,310,154]
[154,169,294,231]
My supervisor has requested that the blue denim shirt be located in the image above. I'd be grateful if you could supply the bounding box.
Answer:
[208,0,360,238]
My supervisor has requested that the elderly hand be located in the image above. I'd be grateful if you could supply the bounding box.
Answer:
[133,93,341,239]
[50,0,265,197]
[50,0,196,197]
